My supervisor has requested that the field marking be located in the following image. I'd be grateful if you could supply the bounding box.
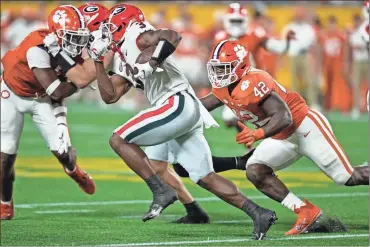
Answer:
[119,214,181,219]
[35,209,96,214]
[15,192,368,209]
[103,234,369,246]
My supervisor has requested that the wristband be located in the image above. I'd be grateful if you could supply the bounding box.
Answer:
[151,39,176,64]
[46,79,61,96]
[54,50,76,73]
[252,128,265,141]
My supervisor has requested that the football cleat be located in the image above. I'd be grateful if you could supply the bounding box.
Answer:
[251,208,278,240]
[1,201,14,220]
[285,199,323,235]
[142,188,178,222]
[65,165,96,195]
[172,213,210,224]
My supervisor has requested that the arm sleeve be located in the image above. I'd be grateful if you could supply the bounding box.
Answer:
[26,46,51,69]
[265,38,288,54]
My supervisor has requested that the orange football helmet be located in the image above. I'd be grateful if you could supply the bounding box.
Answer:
[223,3,249,38]
[78,3,108,32]
[48,5,90,57]
[103,3,145,44]
[207,40,250,88]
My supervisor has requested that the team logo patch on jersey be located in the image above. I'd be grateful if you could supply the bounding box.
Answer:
[112,6,126,16]
[83,6,99,13]
[1,90,10,99]
[241,80,250,91]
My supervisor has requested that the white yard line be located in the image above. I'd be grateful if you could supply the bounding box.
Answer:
[15,192,368,209]
[35,209,96,214]
[103,234,369,246]
[119,214,181,219]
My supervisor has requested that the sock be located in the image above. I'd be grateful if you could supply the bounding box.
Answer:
[184,201,207,216]
[212,156,238,172]
[144,174,167,194]
[281,192,305,211]
[65,166,76,174]
[241,199,260,219]
[1,200,12,205]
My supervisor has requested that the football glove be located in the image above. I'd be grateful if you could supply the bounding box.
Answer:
[236,121,264,148]
[88,30,111,62]
[43,33,61,57]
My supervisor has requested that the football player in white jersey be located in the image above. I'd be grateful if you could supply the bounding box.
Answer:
[89,3,277,239]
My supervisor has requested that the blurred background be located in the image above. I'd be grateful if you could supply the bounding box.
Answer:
[1,0,369,120]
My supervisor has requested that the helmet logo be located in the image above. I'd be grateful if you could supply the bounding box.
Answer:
[84,6,99,13]
[53,10,67,27]
[112,6,126,16]
[233,44,247,61]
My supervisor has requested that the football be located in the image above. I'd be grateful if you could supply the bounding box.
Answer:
[135,45,157,64]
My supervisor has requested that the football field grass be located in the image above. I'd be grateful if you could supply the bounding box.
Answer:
[1,103,369,246]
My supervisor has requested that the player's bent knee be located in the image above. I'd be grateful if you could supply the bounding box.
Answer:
[109,133,124,151]
[246,163,271,185]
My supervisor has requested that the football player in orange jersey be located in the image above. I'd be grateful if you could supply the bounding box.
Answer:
[214,3,295,133]
[0,5,104,220]
[198,40,369,235]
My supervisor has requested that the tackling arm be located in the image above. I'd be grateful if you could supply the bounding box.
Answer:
[261,33,294,55]
[199,93,224,112]
[259,91,292,138]
[32,67,77,101]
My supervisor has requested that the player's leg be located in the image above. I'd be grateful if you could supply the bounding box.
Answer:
[172,150,255,177]
[171,127,276,240]
[303,110,368,186]
[147,146,209,224]
[245,137,323,236]
[0,83,25,220]
[31,96,95,194]
[111,93,200,220]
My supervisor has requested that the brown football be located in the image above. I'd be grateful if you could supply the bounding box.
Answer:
[135,46,157,64]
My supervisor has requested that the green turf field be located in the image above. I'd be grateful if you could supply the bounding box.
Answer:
[1,102,369,246]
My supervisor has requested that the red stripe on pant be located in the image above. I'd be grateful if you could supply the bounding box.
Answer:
[115,96,175,136]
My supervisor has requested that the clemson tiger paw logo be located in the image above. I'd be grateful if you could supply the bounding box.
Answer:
[234,44,247,61]
[52,10,67,26]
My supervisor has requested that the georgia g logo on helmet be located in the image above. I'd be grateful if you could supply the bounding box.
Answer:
[83,5,99,13]
[112,6,126,16]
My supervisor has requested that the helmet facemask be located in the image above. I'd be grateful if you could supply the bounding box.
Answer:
[207,59,241,88]
[57,28,90,57]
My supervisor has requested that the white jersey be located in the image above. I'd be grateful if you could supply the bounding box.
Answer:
[111,21,188,106]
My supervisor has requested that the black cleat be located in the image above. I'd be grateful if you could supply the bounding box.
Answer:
[251,208,278,240]
[236,148,256,170]
[172,214,210,224]
[142,188,178,222]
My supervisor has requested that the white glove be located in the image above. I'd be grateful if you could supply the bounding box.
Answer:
[57,123,71,155]
[88,30,110,62]
[43,33,61,56]
[133,62,154,81]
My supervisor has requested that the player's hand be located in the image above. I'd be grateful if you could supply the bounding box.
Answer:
[88,30,111,62]
[57,124,71,155]
[236,121,265,148]
[133,62,154,81]
[43,33,61,57]
[285,30,296,41]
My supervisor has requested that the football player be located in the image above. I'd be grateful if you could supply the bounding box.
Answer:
[89,3,277,239]
[0,5,99,220]
[215,3,295,132]
[197,40,369,235]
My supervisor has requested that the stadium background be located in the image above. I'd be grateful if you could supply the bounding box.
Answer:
[1,1,369,246]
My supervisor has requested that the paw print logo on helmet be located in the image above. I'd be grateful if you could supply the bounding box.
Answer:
[52,10,68,26]
[48,5,90,57]
[207,40,250,88]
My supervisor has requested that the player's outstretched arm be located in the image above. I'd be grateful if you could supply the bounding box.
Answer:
[261,30,295,55]
[259,91,293,138]
[32,67,77,101]
[94,61,131,104]
[199,92,224,112]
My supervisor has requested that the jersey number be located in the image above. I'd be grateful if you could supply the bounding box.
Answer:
[232,109,270,128]
[254,82,269,97]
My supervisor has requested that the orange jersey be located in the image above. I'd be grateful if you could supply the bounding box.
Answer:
[212,68,309,140]
[2,29,50,97]
[320,30,347,69]
[214,26,268,68]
